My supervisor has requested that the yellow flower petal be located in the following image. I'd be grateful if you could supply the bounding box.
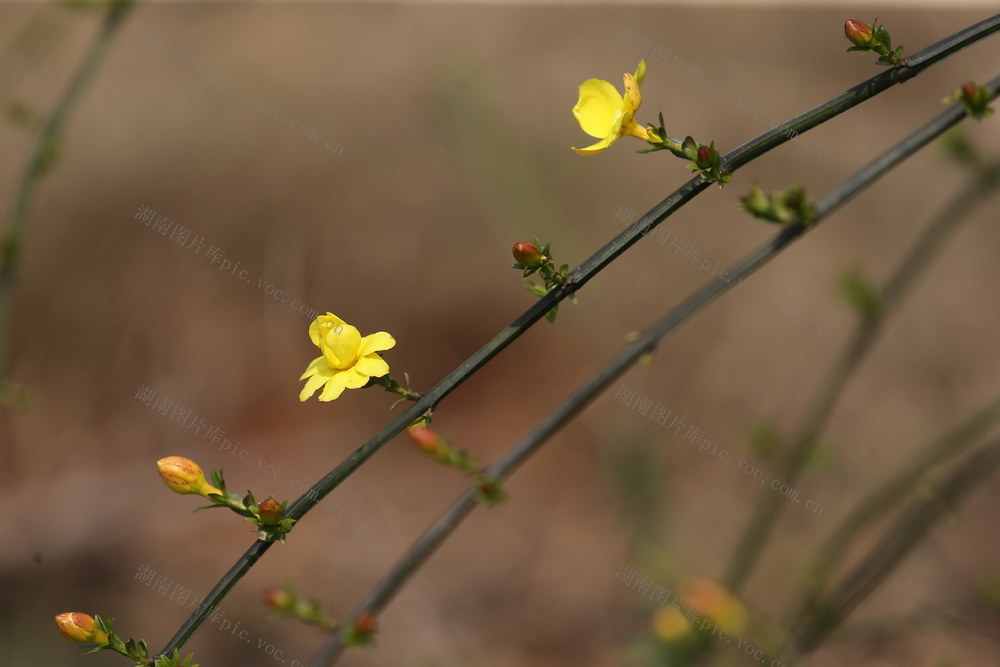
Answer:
[573,79,625,139]
[322,324,362,370]
[309,312,345,348]
[299,356,325,381]
[623,72,642,114]
[354,353,389,377]
[571,136,618,156]
[299,369,331,401]
[634,59,646,87]
[340,367,371,389]
[318,372,351,401]
[358,331,396,357]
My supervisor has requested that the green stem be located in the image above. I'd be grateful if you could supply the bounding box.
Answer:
[155,18,1000,660]
[723,156,1000,593]
[306,75,1000,667]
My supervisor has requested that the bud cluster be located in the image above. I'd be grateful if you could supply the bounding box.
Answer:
[55,613,199,665]
[156,456,296,542]
[639,113,731,187]
[407,421,507,505]
[943,81,995,121]
[261,585,337,632]
[511,236,577,323]
[740,181,815,226]
[843,18,904,66]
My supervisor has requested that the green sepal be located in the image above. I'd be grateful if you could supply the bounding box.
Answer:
[154,648,200,667]
[475,476,507,506]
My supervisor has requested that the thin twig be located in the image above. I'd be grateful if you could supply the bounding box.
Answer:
[155,17,1000,660]
[306,73,1000,667]
[788,437,1000,655]
[789,392,1000,621]
[0,0,135,400]
[723,158,1000,592]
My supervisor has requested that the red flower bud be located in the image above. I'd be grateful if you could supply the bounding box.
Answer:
[257,498,284,526]
[512,241,543,268]
[696,144,712,168]
[844,20,874,48]
[407,424,449,457]
[261,586,295,612]
[354,612,377,634]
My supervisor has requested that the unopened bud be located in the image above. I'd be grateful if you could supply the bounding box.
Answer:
[740,181,769,217]
[696,144,712,168]
[512,241,543,268]
[261,586,295,612]
[961,81,979,99]
[55,613,109,645]
[257,498,284,526]
[844,19,874,48]
[156,456,223,498]
[407,424,449,458]
[344,612,378,647]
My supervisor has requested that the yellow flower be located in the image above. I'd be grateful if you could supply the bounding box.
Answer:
[572,60,659,155]
[54,612,109,645]
[652,606,691,642]
[680,576,747,633]
[157,456,223,498]
[299,313,395,402]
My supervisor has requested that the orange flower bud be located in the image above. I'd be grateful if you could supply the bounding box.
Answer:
[257,498,284,526]
[54,612,109,644]
[844,19,874,48]
[512,241,543,268]
[156,456,223,498]
[407,424,449,457]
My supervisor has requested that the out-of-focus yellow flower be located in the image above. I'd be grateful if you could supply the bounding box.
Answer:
[55,612,109,645]
[156,456,223,498]
[652,606,691,642]
[572,60,659,155]
[299,313,395,402]
[680,576,747,632]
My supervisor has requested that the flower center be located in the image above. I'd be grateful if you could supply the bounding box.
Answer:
[321,323,362,370]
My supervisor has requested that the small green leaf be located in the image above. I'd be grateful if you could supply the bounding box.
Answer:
[838,266,882,322]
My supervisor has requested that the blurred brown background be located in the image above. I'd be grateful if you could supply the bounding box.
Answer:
[2,3,999,666]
